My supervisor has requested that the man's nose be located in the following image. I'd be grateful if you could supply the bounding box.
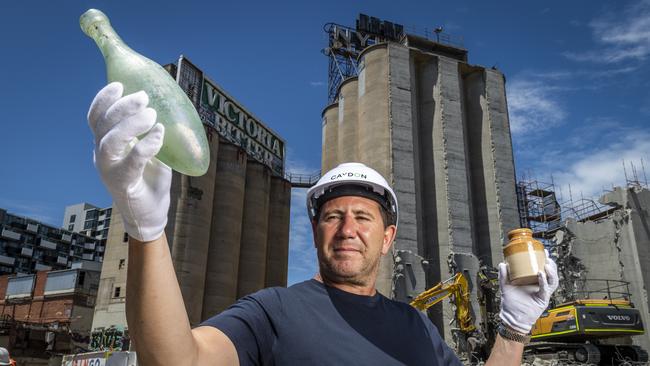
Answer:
[337,214,358,238]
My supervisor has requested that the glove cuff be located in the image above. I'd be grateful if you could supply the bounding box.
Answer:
[121,214,167,242]
[499,311,533,334]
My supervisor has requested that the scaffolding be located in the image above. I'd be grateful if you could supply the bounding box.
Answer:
[516,180,562,240]
[322,21,380,103]
[516,178,617,242]
[622,158,649,189]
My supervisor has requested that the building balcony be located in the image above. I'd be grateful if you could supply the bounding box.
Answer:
[0,255,15,266]
[1,228,21,241]
[82,253,94,260]
[61,233,72,243]
[21,247,33,257]
[34,263,52,271]
[39,239,58,250]
[57,256,68,265]
[84,243,96,250]
[26,223,39,233]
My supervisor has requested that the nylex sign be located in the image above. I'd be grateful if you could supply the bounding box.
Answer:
[199,82,285,176]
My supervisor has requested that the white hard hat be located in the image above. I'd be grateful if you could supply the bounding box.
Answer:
[0,347,10,365]
[306,162,398,226]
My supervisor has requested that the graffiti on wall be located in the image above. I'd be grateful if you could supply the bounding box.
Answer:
[89,326,130,351]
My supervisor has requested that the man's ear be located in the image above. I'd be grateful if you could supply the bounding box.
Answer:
[381,225,397,255]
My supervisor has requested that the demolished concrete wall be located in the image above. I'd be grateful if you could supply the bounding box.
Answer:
[558,186,650,351]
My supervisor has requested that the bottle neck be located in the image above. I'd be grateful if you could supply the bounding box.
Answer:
[87,22,132,59]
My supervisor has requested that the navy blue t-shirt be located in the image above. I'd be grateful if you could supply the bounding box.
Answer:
[200,279,462,365]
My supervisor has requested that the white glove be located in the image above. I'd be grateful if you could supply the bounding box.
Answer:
[87,82,171,242]
[498,251,559,334]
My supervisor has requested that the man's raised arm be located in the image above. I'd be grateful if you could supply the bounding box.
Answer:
[87,82,237,365]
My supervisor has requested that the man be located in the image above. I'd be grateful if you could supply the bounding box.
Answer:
[0,347,15,366]
[88,82,558,365]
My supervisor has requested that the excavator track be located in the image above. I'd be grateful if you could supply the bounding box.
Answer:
[525,343,649,365]
[525,342,600,364]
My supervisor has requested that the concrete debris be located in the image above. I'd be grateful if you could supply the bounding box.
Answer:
[551,227,587,304]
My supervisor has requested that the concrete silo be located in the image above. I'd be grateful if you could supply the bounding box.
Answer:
[337,77,359,163]
[201,141,247,319]
[321,19,519,341]
[356,44,394,296]
[265,177,292,287]
[97,57,292,333]
[166,127,219,325]
[162,57,291,324]
[236,161,272,299]
[321,102,339,172]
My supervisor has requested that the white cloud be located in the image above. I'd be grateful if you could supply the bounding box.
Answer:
[564,1,650,64]
[506,78,567,135]
[529,66,637,80]
[547,131,650,202]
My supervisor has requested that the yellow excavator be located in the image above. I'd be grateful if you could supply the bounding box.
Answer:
[410,272,475,333]
[411,272,648,365]
[410,268,504,358]
[527,297,648,364]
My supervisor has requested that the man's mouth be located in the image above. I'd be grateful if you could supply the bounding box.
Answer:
[333,246,362,253]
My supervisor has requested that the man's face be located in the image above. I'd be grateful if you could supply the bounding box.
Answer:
[312,195,396,287]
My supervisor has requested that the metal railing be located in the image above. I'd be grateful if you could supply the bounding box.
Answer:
[285,171,321,188]
[570,278,633,302]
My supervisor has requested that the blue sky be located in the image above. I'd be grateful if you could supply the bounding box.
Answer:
[1,1,649,285]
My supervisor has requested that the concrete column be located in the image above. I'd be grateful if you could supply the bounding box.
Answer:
[462,66,518,267]
[337,77,359,163]
[236,162,271,298]
[433,56,474,254]
[167,128,219,325]
[358,43,393,296]
[387,44,426,301]
[265,177,291,287]
[411,53,448,332]
[484,69,520,256]
[321,103,339,172]
[202,141,247,318]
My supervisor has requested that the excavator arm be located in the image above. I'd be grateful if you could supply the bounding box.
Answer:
[410,272,476,333]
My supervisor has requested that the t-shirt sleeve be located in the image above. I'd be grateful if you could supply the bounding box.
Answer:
[199,289,280,366]
[416,312,464,366]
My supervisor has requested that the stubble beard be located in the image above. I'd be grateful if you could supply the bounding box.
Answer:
[318,251,381,287]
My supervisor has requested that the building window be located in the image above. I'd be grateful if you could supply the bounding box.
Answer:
[123,233,129,243]
[113,286,121,298]
[68,224,74,231]
[78,271,86,286]
[119,259,125,269]
[70,214,76,223]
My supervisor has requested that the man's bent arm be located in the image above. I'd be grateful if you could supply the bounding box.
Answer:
[484,334,525,366]
[126,233,239,366]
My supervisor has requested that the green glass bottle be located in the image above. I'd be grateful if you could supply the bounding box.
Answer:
[80,9,209,176]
